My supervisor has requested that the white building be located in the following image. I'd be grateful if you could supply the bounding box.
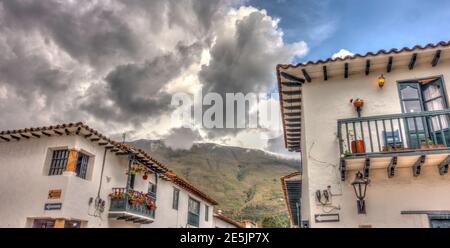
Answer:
[0,122,218,228]
[280,172,301,228]
[277,40,450,228]
[213,211,242,228]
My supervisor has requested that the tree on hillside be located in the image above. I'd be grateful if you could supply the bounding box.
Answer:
[261,215,290,228]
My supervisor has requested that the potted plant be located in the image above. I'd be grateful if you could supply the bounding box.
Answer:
[348,130,365,154]
[420,139,445,149]
[342,149,352,157]
[350,98,364,117]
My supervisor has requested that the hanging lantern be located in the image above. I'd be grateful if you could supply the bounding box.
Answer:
[378,74,385,88]
[143,173,148,180]
[351,171,370,214]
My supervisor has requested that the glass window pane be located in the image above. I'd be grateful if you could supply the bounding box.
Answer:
[188,198,200,214]
[423,84,441,101]
[425,98,445,111]
[403,100,422,113]
[401,86,420,99]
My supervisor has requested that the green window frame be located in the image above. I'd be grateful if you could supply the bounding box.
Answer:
[205,205,209,222]
[188,197,200,227]
[172,188,180,210]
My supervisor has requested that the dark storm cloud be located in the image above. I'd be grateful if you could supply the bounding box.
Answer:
[0,0,142,69]
[0,0,305,155]
[163,127,202,150]
[81,42,203,124]
[0,0,225,128]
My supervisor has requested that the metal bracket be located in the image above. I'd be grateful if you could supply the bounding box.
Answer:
[387,156,398,178]
[340,158,346,181]
[363,158,370,178]
[438,155,450,175]
[412,155,426,177]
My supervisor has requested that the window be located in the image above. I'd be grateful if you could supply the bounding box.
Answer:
[129,174,135,189]
[148,182,157,200]
[188,198,200,227]
[75,152,89,179]
[205,205,209,222]
[172,188,180,210]
[48,149,69,176]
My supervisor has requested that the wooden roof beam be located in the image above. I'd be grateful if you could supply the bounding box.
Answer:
[31,132,41,138]
[10,134,20,140]
[20,133,30,139]
[42,131,52,137]
[365,60,371,75]
[0,136,10,142]
[432,50,441,67]
[387,56,393,73]
[53,130,63,136]
[281,72,304,83]
[301,69,311,83]
[409,53,417,70]
[344,63,349,79]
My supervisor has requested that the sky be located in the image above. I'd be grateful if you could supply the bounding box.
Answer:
[0,0,449,157]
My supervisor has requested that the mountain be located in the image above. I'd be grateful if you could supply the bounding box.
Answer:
[129,139,300,226]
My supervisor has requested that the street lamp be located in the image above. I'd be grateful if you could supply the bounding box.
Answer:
[352,171,369,214]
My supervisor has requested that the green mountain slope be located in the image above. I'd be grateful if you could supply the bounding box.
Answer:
[130,140,300,226]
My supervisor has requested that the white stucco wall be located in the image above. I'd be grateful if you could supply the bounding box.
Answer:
[301,58,450,227]
[213,217,239,228]
[0,135,214,228]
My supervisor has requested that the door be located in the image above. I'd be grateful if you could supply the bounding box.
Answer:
[398,83,426,148]
[398,77,449,148]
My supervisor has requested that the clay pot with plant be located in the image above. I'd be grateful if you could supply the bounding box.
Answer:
[348,130,365,154]
[420,139,445,149]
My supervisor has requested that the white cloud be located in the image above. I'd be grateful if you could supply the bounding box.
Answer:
[332,49,354,59]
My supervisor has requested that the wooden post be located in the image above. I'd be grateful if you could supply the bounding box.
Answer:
[65,149,79,173]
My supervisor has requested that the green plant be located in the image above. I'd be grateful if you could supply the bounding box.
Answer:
[421,139,434,146]
[343,149,352,157]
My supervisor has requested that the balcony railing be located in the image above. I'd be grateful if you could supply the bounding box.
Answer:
[109,188,156,223]
[338,109,450,158]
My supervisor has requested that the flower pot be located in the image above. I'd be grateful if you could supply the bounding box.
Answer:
[351,140,365,153]
[352,99,364,108]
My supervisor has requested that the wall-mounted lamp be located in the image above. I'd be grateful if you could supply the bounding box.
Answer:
[351,171,369,214]
[378,74,385,88]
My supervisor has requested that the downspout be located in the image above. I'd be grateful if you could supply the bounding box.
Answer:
[96,147,108,198]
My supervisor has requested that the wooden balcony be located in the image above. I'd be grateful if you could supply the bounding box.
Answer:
[337,110,450,180]
[108,188,156,224]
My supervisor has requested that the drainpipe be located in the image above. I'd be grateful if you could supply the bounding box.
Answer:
[296,202,300,228]
[96,147,108,198]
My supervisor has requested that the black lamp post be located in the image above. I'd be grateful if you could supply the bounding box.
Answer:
[352,171,369,214]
